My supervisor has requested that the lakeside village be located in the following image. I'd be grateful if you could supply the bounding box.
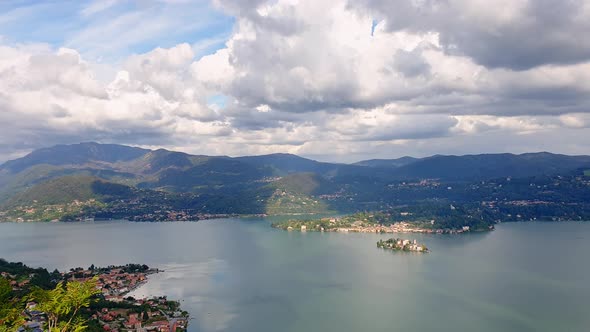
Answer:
[273,216,490,234]
[0,198,266,222]
[1,262,189,332]
[377,238,429,253]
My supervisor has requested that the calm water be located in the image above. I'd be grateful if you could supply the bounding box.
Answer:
[1,219,589,332]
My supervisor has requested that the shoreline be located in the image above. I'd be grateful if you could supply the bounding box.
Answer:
[273,221,495,234]
[1,261,190,332]
[119,267,161,297]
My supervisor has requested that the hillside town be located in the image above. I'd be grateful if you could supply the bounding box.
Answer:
[1,262,189,332]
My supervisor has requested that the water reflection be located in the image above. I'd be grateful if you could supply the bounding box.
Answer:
[129,261,236,332]
[1,220,589,332]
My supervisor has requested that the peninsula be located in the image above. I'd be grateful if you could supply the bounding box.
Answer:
[272,211,495,234]
[0,259,189,332]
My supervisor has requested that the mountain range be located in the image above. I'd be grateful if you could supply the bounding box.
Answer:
[1,142,589,221]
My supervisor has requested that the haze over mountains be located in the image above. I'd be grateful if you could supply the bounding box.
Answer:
[1,142,589,221]
[2,142,590,189]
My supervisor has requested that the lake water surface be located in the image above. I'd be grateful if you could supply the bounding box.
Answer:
[1,219,589,332]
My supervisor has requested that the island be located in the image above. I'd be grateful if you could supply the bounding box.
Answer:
[0,259,189,332]
[377,238,429,252]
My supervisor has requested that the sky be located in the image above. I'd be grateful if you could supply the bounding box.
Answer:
[0,0,589,163]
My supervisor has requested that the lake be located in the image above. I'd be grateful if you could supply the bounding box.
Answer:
[1,219,589,332]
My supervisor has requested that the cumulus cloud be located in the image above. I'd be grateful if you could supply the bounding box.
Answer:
[0,43,229,161]
[349,0,590,70]
[0,0,589,162]
[196,0,590,117]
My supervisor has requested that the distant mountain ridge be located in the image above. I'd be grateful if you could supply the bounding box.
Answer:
[353,156,420,168]
[389,152,590,181]
[235,153,344,175]
[2,143,590,180]
[1,143,589,218]
[1,142,149,173]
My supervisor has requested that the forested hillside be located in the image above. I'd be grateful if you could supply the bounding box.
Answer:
[1,143,589,223]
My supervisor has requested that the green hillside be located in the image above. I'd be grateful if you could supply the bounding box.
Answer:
[5,175,102,207]
[265,192,332,215]
[390,153,590,181]
[353,156,419,168]
[1,143,590,222]
[3,174,138,207]
[269,173,334,195]
[0,142,148,173]
[263,173,336,215]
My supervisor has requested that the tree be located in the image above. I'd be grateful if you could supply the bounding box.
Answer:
[30,277,100,332]
[0,276,25,332]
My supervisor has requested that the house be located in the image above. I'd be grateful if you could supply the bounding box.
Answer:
[145,320,170,332]
[18,321,43,332]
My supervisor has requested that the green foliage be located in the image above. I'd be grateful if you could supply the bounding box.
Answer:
[90,181,134,198]
[377,238,428,252]
[30,278,100,332]
[390,153,590,181]
[151,158,268,191]
[1,143,589,222]
[6,175,100,207]
[0,260,187,332]
[274,204,498,232]
[0,259,57,292]
[0,276,25,332]
[0,164,70,204]
[265,190,332,215]
[268,173,323,195]
[235,153,340,176]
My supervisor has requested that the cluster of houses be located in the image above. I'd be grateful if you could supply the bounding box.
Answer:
[66,266,151,301]
[3,265,189,332]
[94,297,188,332]
[287,218,475,234]
[1,271,32,290]
[63,266,189,331]
[18,296,188,332]
[124,210,241,222]
[3,199,98,222]
[377,238,429,252]
[388,179,441,189]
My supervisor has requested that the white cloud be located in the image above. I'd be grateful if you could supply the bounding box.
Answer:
[560,113,590,129]
[0,0,589,162]
[123,43,196,100]
[191,48,235,92]
[0,43,229,160]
